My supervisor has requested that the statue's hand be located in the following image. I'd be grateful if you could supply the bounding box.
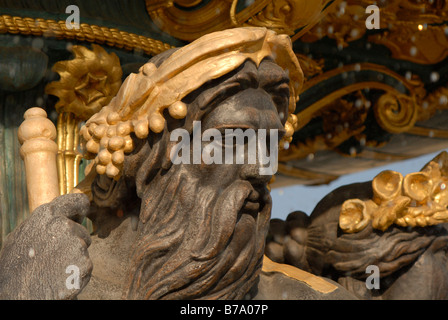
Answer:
[0,193,92,300]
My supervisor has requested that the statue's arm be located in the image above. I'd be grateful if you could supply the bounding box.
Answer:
[0,193,92,300]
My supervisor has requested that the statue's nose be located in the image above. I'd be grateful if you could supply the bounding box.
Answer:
[239,163,274,186]
[238,133,279,184]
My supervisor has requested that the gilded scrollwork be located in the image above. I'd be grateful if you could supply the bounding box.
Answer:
[301,0,448,64]
[295,54,324,80]
[280,57,448,163]
[279,63,427,162]
[373,92,418,134]
[279,93,368,162]
[340,152,448,233]
[244,0,337,36]
[369,23,448,65]
[300,2,368,47]
[146,0,340,41]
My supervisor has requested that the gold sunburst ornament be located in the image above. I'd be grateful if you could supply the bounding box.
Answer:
[46,44,123,120]
[45,44,123,195]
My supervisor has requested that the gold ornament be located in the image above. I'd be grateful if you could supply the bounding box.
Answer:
[145,0,338,42]
[45,44,123,194]
[339,152,448,233]
[301,0,448,64]
[46,44,123,120]
[0,15,174,57]
[374,93,419,134]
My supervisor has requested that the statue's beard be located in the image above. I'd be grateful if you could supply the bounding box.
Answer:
[122,164,272,300]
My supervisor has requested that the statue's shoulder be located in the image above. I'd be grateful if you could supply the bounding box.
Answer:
[252,256,357,300]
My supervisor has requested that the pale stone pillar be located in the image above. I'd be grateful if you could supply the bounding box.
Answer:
[18,107,59,212]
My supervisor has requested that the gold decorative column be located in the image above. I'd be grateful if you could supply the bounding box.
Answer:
[18,108,59,212]
[45,44,123,194]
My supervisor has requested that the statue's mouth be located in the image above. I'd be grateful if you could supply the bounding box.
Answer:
[242,184,268,217]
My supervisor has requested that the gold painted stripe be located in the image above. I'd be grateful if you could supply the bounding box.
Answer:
[356,149,414,161]
[277,163,339,185]
[262,255,338,294]
[408,126,448,139]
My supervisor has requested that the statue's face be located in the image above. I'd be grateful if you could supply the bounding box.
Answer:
[182,58,289,210]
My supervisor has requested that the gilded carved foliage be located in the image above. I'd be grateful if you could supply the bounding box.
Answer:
[340,152,448,233]
[420,87,448,122]
[295,54,324,80]
[46,44,123,120]
[300,2,367,47]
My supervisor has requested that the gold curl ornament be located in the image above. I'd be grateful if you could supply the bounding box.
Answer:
[79,27,304,180]
[374,92,419,134]
[340,152,448,233]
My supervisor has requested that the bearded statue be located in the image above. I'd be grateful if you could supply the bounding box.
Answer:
[266,152,448,300]
[0,27,354,300]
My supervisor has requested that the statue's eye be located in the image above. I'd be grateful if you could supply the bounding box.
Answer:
[213,127,256,149]
[264,81,289,99]
[201,82,243,111]
[268,82,289,99]
[267,82,289,114]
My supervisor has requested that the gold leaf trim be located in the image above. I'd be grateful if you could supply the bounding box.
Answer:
[262,255,338,294]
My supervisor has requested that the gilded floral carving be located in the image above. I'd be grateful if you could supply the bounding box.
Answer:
[340,152,448,233]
